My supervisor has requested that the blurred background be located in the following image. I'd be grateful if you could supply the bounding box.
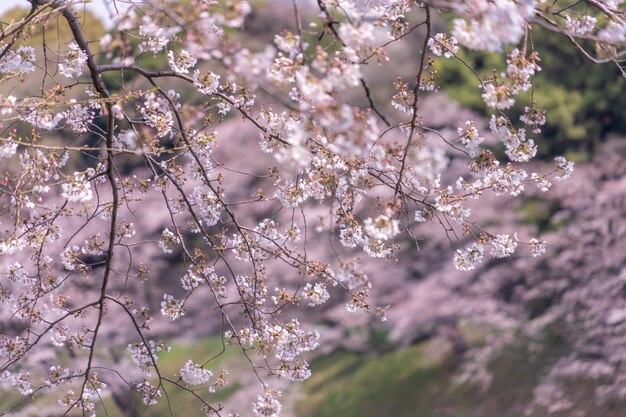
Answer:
[2,1,626,416]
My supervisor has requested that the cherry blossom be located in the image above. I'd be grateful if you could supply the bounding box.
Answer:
[1,0,619,415]
[58,42,88,78]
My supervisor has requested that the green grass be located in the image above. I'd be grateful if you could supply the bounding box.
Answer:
[100,336,241,417]
[296,338,460,417]
[6,332,626,417]
[0,337,242,417]
[294,334,616,417]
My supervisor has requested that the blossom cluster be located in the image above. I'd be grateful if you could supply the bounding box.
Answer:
[1,0,616,416]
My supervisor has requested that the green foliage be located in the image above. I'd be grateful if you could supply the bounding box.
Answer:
[1,6,105,49]
[435,26,626,158]
[0,7,105,102]
[519,197,563,233]
[436,49,505,110]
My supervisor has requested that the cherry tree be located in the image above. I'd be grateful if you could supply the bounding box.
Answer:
[0,0,623,416]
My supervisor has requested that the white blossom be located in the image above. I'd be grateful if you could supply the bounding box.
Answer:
[0,46,36,74]
[458,121,484,156]
[363,214,400,241]
[490,233,519,258]
[598,22,626,44]
[339,224,365,247]
[58,42,88,78]
[64,101,94,133]
[160,294,186,321]
[302,282,330,306]
[452,0,535,51]
[136,380,161,405]
[414,209,427,223]
[141,92,174,137]
[428,33,459,58]
[0,95,17,114]
[138,15,176,54]
[453,243,485,271]
[252,390,282,417]
[531,173,552,192]
[159,228,180,253]
[482,83,514,110]
[529,238,548,257]
[565,15,597,35]
[0,139,18,159]
[193,70,220,95]
[168,49,197,74]
[554,156,574,181]
[61,172,92,203]
[180,360,213,385]
[190,186,222,226]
